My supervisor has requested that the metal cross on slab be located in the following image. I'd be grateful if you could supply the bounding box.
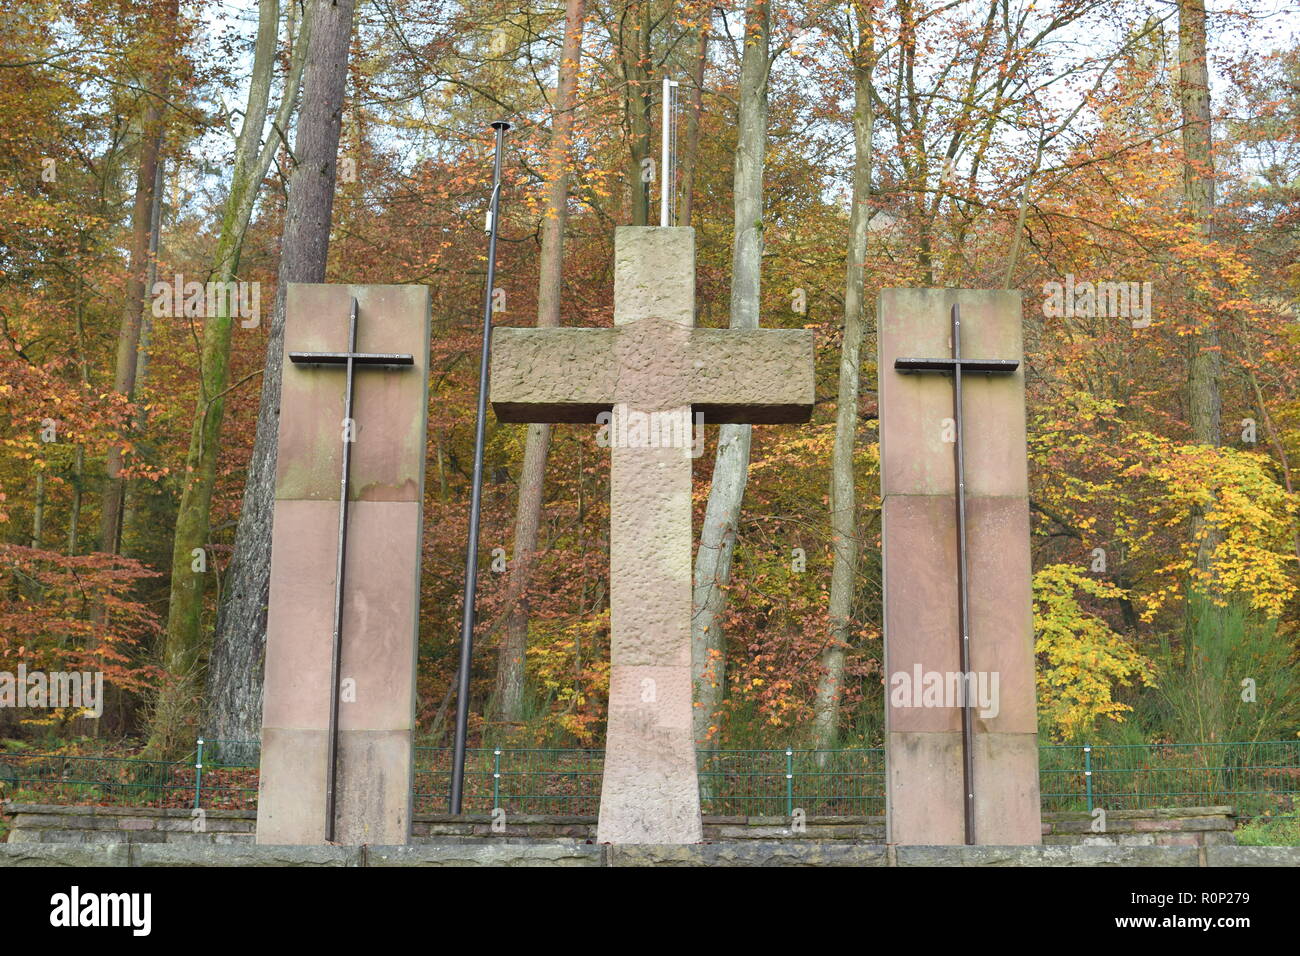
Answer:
[894,302,1019,845]
[287,297,414,842]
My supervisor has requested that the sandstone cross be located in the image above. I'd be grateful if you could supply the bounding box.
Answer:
[258,284,430,845]
[490,227,814,843]
[878,288,1041,845]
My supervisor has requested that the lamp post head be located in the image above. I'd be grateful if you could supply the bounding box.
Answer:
[490,120,512,132]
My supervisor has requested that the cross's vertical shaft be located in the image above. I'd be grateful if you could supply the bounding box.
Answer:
[950,303,975,845]
[324,297,359,841]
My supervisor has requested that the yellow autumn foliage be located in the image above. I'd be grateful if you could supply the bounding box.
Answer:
[1033,564,1156,740]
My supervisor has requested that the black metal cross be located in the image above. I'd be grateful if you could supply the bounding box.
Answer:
[894,302,1019,846]
[288,297,414,842]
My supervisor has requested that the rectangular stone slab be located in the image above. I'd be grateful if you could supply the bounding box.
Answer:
[257,283,429,846]
[276,284,431,502]
[879,287,1041,846]
[878,288,1027,499]
[883,494,1037,735]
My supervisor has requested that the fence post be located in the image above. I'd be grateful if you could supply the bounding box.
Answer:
[194,737,204,810]
[492,748,501,812]
[1083,744,1093,813]
[785,748,794,816]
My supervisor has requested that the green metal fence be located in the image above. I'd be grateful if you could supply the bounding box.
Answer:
[1,740,1296,817]
[410,747,887,815]
[0,738,257,810]
[1039,741,1300,816]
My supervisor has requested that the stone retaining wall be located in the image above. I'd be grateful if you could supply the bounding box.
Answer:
[0,841,1294,867]
[2,802,1236,847]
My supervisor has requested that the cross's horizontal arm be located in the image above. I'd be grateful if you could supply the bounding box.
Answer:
[490,325,814,425]
[894,357,1019,375]
[289,352,415,367]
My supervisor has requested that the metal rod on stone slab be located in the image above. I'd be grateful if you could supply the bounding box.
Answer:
[450,120,511,814]
[325,297,359,842]
[951,302,976,845]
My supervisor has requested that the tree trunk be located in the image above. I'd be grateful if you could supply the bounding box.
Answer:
[204,0,355,748]
[691,0,770,750]
[1177,0,1221,590]
[813,8,873,751]
[622,1,652,225]
[146,0,313,758]
[31,468,45,549]
[68,272,91,556]
[677,25,708,227]
[123,153,167,547]
[99,0,178,555]
[493,0,587,722]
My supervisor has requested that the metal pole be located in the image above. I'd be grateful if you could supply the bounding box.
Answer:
[194,737,204,810]
[785,748,794,817]
[324,298,359,841]
[1084,744,1093,812]
[660,77,677,227]
[951,302,976,845]
[450,120,511,814]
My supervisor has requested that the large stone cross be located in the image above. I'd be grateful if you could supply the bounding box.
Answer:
[491,227,814,843]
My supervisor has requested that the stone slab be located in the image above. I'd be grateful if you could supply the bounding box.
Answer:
[366,844,602,867]
[614,226,696,324]
[878,288,1027,499]
[883,494,1038,735]
[597,663,700,844]
[971,732,1041,844]
[0,843,132,866]
[275,283,430,502]
[896,844,1200,866]
[3,841,1287,867]
[259,284,427,846]
[1205,845,1300,866]
[606,843,890,867]
[879,287,1040,845]
[886,731,965,845]
[261,499,421,732]
[135,843,363,866]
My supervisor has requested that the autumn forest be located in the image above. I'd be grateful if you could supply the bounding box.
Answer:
[1,0,1298,773]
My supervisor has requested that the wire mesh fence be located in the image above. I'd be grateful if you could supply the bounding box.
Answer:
[1040,741,1300,816]
[1,739,1296,817]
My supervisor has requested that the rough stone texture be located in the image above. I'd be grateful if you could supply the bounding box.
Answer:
[879,288,1040,845]
[606,843,890,867]
[0,843,132,866]
[4,803,1243,849]
[1205,845,1300,866]
[491,327,815,424]
[1042,806,1236,847]
[257,284,429,845]
[367,844,602,867]
[488,227,815,844]
[135,844,363,867]
[9,840,1290,867]
[896,844,1201,867]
